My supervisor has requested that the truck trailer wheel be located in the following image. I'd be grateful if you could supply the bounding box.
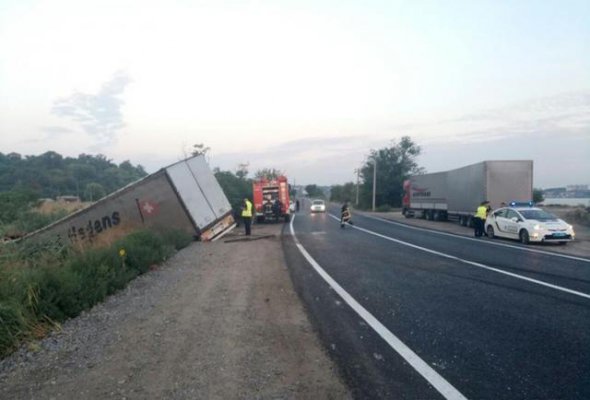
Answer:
[519,229,530,245]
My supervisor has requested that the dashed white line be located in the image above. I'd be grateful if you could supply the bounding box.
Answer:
[328,214,590,300]
[289,214,468,400]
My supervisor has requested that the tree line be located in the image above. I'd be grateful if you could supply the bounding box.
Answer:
[0,151,147,201]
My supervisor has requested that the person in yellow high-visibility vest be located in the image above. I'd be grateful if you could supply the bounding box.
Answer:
[241,198,253,236]
[474,200,489,237]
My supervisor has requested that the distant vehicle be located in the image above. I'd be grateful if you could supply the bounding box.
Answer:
[402,160,533,227]
[252,176,291,223]
[484,205,575,245]
[310,199,326,213]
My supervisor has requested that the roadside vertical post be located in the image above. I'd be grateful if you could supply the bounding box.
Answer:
[372,158,377,211]
[355,168,360,206]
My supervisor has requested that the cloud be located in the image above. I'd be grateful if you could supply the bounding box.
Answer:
[51,71,131,148]
[207,91,590,186]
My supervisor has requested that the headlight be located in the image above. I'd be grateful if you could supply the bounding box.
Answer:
[533,224,541,230]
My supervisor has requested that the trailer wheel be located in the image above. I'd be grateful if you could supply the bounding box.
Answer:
[486,226,495,239]
[459,216,466,226]
[519,229,530,245]
[427,210,434,221]
[467,216,474,228]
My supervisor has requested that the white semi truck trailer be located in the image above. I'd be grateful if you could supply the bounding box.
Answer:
[24,155,235,246]
[402,160,533,226]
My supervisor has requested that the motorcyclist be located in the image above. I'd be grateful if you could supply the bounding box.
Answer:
[341,201,353,228]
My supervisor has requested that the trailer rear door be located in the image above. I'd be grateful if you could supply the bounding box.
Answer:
[166,162,217,228]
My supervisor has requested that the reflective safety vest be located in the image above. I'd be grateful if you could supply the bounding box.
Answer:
[242,200,253,217]
[475,205,487,219]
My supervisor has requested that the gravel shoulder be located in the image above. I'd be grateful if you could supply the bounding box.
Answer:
[362,209,590,258]
[0,223,351,400]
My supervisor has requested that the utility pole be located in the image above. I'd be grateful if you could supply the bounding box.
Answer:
[355,168,360,206]
[372,158,377,212]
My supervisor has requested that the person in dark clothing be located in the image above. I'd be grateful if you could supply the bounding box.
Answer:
[272,198,282,221]
[295,199,300,212]
[241,198,253,235]
[474,200,489,237]
[341,201,353,228]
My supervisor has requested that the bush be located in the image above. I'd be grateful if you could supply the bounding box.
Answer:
[0,229,192,357]
[0,301,27,354]
[160,229,193,250]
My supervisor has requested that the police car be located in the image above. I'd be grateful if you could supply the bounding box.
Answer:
[484,202,575,245]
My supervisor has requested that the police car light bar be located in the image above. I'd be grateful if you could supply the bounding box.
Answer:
[509,201,534,207]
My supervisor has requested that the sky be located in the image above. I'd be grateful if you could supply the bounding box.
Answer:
[0,0,589,188]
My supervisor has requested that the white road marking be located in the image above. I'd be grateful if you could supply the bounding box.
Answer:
[329,214,590,300]
[290,214,468,400]
[360,213,590,263]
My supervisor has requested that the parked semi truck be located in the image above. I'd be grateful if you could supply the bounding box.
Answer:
[24,155,235,246]
[402,160,533,226]
[253,176,291,223]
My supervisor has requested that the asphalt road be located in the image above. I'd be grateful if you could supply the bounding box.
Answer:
[282,200,590,400]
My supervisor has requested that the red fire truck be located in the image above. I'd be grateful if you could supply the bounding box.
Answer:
[252,176,291,223]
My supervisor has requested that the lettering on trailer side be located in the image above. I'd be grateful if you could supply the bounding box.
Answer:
[67,211,121,243]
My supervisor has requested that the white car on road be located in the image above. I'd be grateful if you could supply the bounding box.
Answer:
[310,199,326,213]
[484,206,575,245]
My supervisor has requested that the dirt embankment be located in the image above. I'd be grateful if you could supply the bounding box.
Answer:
[0,223,350,400]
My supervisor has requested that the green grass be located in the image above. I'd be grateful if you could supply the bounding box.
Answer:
[0,229,193,357]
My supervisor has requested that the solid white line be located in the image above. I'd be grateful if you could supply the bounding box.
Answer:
[360,213,590,263]
[290,214,468,400]
[328,214,590,300]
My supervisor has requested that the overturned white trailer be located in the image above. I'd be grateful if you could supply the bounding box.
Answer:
[25,155,235,246]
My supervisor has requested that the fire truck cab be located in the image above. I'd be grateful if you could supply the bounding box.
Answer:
[252,176,291,223]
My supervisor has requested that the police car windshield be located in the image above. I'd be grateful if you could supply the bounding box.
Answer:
[519,209,557,221]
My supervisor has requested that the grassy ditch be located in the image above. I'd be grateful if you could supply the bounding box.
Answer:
[0,229,192,358]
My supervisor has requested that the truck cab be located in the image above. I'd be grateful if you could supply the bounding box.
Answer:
[252,176,291,223]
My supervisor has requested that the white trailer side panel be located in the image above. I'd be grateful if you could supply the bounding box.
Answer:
[485,160,533,209]
[166,161,217,229]
[409,171,448,209]
[446,162,486,213]
[185,156,232,219]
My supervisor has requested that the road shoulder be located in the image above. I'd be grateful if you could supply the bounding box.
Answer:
[0,223,351,399]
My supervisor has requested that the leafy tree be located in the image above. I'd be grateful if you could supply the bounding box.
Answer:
[84,182,106,201]
[254,168,284,180]
[0,151,147,199]
[236,163,249,180]
[359,136,423,209]
[330,182,357,203]
[305,184,324,198]
[214,170,252,212]
[191,143,210,157]
[0,189,39,225]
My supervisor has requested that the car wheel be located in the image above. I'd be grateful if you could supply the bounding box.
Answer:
[486,226,495,239]
[519,229,530,245]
